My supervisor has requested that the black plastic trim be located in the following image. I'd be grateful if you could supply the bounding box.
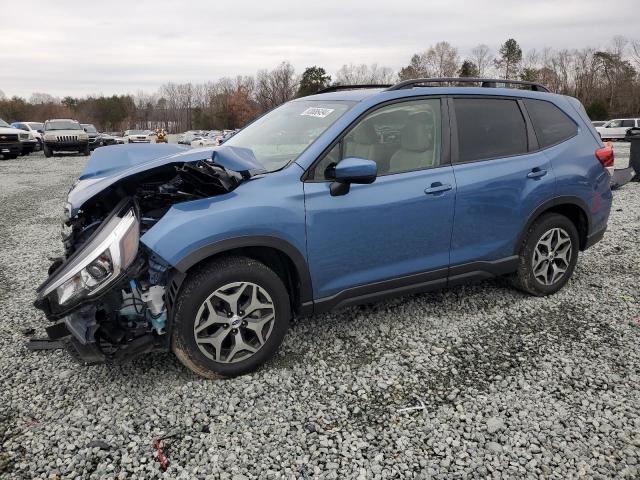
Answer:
[174,235,314,304]
[584,225,606,250]
[313,268,448,314]
[387,77,550,93]
[447,256,519,287]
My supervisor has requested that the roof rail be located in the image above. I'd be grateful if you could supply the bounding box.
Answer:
[316,84,393,94]
[387,77,550,93]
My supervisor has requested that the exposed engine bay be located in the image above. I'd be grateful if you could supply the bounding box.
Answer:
[34,158,246,364]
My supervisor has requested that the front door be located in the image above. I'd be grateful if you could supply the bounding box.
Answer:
[303,98,456,301]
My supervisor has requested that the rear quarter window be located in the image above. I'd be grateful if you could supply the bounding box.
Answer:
[523,99,577,148]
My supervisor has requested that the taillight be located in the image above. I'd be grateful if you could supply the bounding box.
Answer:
[595,146,614,175]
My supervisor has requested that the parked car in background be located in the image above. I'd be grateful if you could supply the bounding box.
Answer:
[625,127,640,142]
[220,129,238,143]
[81,124,101,150]
[106,132,126,144]
[12,123,38,155]
[591,121,606,128]
[11,121,43,152]
[43,119,89,157]
[34,78,612,378]
[191,136,216,147]
[178,131,202,145]
[123,130,152,143]
[596,118,640,140]
[0,118,26,159]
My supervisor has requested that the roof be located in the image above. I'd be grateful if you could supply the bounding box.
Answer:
[304,86,557,103]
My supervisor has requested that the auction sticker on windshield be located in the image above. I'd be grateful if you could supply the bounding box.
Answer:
[300,107,335,118]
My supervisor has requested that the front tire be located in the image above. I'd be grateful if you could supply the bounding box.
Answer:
[172,256,291,378]
[511,213,579,296]
[43,144,53,157]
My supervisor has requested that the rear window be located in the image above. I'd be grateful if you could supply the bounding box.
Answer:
[523,99,577,148]
[454,98,528,162]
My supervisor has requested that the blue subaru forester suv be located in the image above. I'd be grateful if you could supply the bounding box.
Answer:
[35,78,613,377]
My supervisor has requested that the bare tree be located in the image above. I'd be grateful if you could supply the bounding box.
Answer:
[335,63,395,84]
[427,41,459,77]
[631,39,640,69]
[471,44,493,77]
[29,92,57,104]
[255,62,298,111]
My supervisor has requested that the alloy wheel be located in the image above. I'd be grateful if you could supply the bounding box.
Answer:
[193,282,275,363]
[532,227,572,286]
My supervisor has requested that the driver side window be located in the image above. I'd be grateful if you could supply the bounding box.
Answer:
[312,99,442,180]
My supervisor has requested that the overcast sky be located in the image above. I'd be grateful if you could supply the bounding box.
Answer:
[1,0,638,98]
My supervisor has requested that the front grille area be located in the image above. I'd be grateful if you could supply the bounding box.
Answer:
[0,133,19,142]
[57,135,79,142]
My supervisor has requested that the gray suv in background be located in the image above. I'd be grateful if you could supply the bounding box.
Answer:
[43,119,89,157]
[81,124,100,151]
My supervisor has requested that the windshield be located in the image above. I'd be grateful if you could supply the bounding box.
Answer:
[224,100,354,172]
[26,122,44,130]
[45,120,80,131]
[128,130,146,135]
[82,124,97,133]
[0,119,10,128]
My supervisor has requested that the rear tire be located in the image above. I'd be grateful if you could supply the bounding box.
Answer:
[511,213,579,296]
[172,256,291,378]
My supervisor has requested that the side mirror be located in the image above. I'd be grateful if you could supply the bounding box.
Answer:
[330,157,377,196]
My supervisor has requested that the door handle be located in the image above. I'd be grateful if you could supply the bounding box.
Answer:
[527,168,548,179]
[424,183,453,195]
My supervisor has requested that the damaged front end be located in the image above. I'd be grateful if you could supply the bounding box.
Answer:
[34,146,263,365]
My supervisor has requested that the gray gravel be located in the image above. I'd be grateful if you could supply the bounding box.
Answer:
[1,146,639,479]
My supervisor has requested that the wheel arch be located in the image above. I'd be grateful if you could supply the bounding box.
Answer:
[516,196,591,252]
[173,236,313,316]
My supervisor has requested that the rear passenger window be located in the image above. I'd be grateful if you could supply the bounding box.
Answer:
[524,99,578,148]
[454,98,528,162]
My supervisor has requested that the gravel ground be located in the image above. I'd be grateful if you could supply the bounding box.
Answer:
[0,146,639,479]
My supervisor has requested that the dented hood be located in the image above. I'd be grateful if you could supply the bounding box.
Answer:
[68,144,267,213]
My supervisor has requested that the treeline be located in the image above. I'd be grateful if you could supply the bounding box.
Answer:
[1,36,639,132]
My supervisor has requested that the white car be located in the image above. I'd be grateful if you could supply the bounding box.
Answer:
[596,118,640,140]
[122,130,151,143]
[190,136,216,147]
[11,121,43,152]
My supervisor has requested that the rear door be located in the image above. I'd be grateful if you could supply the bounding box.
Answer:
[448,96,556,280]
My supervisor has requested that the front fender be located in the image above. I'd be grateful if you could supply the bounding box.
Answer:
[140,166,310,297]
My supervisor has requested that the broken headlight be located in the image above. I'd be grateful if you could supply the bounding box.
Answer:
[37,199,140,311]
